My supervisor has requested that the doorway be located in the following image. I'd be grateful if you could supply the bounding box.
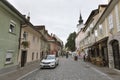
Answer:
[101,46,108,66]
[21,50,27,67]
[111,40,120,70]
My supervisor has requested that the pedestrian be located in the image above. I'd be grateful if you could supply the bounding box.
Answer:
[74,54,78,61]
[66,52,69,58]
[83,54,86,61]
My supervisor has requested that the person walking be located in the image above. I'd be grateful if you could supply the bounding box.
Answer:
[66,52,69,58]
[83,54,86,61]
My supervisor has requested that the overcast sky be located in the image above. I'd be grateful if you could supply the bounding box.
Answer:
[8,0,108,44]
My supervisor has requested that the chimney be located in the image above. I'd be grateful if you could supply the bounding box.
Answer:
[27,16,30,22]
[23,15,26,18]
[27,12,30,22]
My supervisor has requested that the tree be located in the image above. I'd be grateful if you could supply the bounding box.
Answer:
[65,32,76,52]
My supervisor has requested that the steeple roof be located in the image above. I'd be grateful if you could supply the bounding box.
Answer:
[78,13,83,24]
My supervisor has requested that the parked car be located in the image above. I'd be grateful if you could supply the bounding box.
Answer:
[40,55,59,68]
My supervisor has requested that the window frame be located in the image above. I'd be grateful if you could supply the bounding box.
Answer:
[9,20,16,34]
[115,4,120,31]
[99,24,103,35]
[5,50,14,64]
[95,29,98,37]
[32,52,34,60]
[23,31,28,40]
[108,14,113,30]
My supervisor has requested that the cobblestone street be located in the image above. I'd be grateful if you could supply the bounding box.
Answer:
[21,56,120,80]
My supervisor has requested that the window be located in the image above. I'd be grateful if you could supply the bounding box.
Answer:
[32,52,34,60]
[108,14,113,29]
[5,51,13,64]
[36,52,38,59]
[95,29,98,37]
[115,5,120,31]
[33,36,35,42]
[99,24,103,35]
[9,21,16,33]
[23,31,28,40]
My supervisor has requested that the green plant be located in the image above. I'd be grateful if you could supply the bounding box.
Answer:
[21,41,29,48]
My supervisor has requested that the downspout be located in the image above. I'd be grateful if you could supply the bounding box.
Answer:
[17,22,22,68]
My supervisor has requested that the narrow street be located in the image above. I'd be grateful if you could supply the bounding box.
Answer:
[20,56,120,80]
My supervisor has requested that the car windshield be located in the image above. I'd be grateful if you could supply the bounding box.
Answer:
[46,55,55,60]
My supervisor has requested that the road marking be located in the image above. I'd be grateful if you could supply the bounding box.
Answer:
[17,68,39,80]
[91,67,113,80]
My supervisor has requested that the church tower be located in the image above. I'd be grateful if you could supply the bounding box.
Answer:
[77,13,84,32]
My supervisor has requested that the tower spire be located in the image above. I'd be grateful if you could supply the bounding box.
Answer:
[78,12,83,24]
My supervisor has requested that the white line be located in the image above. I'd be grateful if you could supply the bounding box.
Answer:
[91,67,113,80]
[17,68,39,80]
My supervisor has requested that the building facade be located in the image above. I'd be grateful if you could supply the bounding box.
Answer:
[19,20,43,67]
[75,13,85,52]
[35,25,50,57]
[79,0,120,70]
[0,0,25,73]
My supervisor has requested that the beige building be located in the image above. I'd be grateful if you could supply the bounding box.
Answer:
[105,0,120,70]
[19,18,43,67]
[92,0,120,70]
[80,0,120,70]
[34,25,50,55]
[80,5,107,59]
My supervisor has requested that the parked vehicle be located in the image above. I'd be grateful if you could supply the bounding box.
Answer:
[40,55,59,68]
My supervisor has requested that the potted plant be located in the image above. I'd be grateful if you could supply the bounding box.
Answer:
[21,41,29,48]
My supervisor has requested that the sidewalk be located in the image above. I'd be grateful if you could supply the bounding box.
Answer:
[83,60,120,80]
[0,61,40,80]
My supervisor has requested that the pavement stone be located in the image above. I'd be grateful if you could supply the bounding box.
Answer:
[0,61,40,80]
[0,56,120,80]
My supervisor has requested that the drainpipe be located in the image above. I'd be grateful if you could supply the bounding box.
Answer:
[17,22,22,68]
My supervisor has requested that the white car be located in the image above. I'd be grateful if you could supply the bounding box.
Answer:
[40,55,59,68]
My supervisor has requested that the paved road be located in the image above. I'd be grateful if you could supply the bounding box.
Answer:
[21,57,120,80]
